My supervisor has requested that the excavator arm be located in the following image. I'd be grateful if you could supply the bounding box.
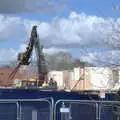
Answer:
[9,25,47,87]
[18,25,37,65]
[34,34,48,86]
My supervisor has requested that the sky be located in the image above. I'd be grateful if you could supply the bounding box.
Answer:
[0,0,120,66]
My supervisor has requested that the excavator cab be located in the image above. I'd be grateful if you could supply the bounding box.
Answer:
[17,52,30,65]
[17,52,24,61]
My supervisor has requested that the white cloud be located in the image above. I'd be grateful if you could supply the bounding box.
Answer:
[0,44,28,63]
[0,48,16,63]
[17,44,67,56]
[36,12,120,49]
[0,12,120,65]
[0,15,28,41]
[0,12,119,49]
[43,47,67,54]
[18,44,27,52]
[0,44,67,63]
[80,50,120,66]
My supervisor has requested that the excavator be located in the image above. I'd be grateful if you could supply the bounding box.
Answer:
[9,25,48,88]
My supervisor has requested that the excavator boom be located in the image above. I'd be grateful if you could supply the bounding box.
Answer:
[9,25,47,87]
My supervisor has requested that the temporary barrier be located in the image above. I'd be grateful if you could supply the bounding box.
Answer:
[0,97,120,120]
[99,101,120,120]
[54,100,120,120]
[0,102,17,120]
[0,97,53,120]
[54,100,97,120]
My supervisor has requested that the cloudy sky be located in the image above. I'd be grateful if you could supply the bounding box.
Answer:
[0,0,120,66]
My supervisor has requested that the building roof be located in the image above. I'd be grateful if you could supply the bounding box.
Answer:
[0,67,23,87]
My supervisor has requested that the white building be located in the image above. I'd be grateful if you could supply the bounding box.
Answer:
[48,70,71,90]
[48,71,63,89]
[86,67,112,90]
[48,67,120,91]
[87,67,120,90]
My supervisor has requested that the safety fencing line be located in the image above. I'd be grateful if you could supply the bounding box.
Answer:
[54,99,120,120]
[0,97,54,120]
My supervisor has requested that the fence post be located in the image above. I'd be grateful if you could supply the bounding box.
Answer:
[96,103,99,120]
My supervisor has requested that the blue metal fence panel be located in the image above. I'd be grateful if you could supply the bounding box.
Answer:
[100,104,113,120]
[69,103,96,120]
[0,103,17,120]
[0,100,119,120]
[0,89,118,120]
[20,101,51,120]
[0,98,52,120]
[55,100,97,120]
[100,102,120,120]
[0,89,101,101]
[54,100,120,120]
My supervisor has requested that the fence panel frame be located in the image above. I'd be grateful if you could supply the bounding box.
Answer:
[0,97,54,120]
[99,101,120,120]
[54,99,99,120]
[54,100,120,120]
[0,101,18,120]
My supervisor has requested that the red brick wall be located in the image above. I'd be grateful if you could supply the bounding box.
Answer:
[0,67,23,87]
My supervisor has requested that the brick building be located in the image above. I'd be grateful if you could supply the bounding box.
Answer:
[0,67,23,87]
